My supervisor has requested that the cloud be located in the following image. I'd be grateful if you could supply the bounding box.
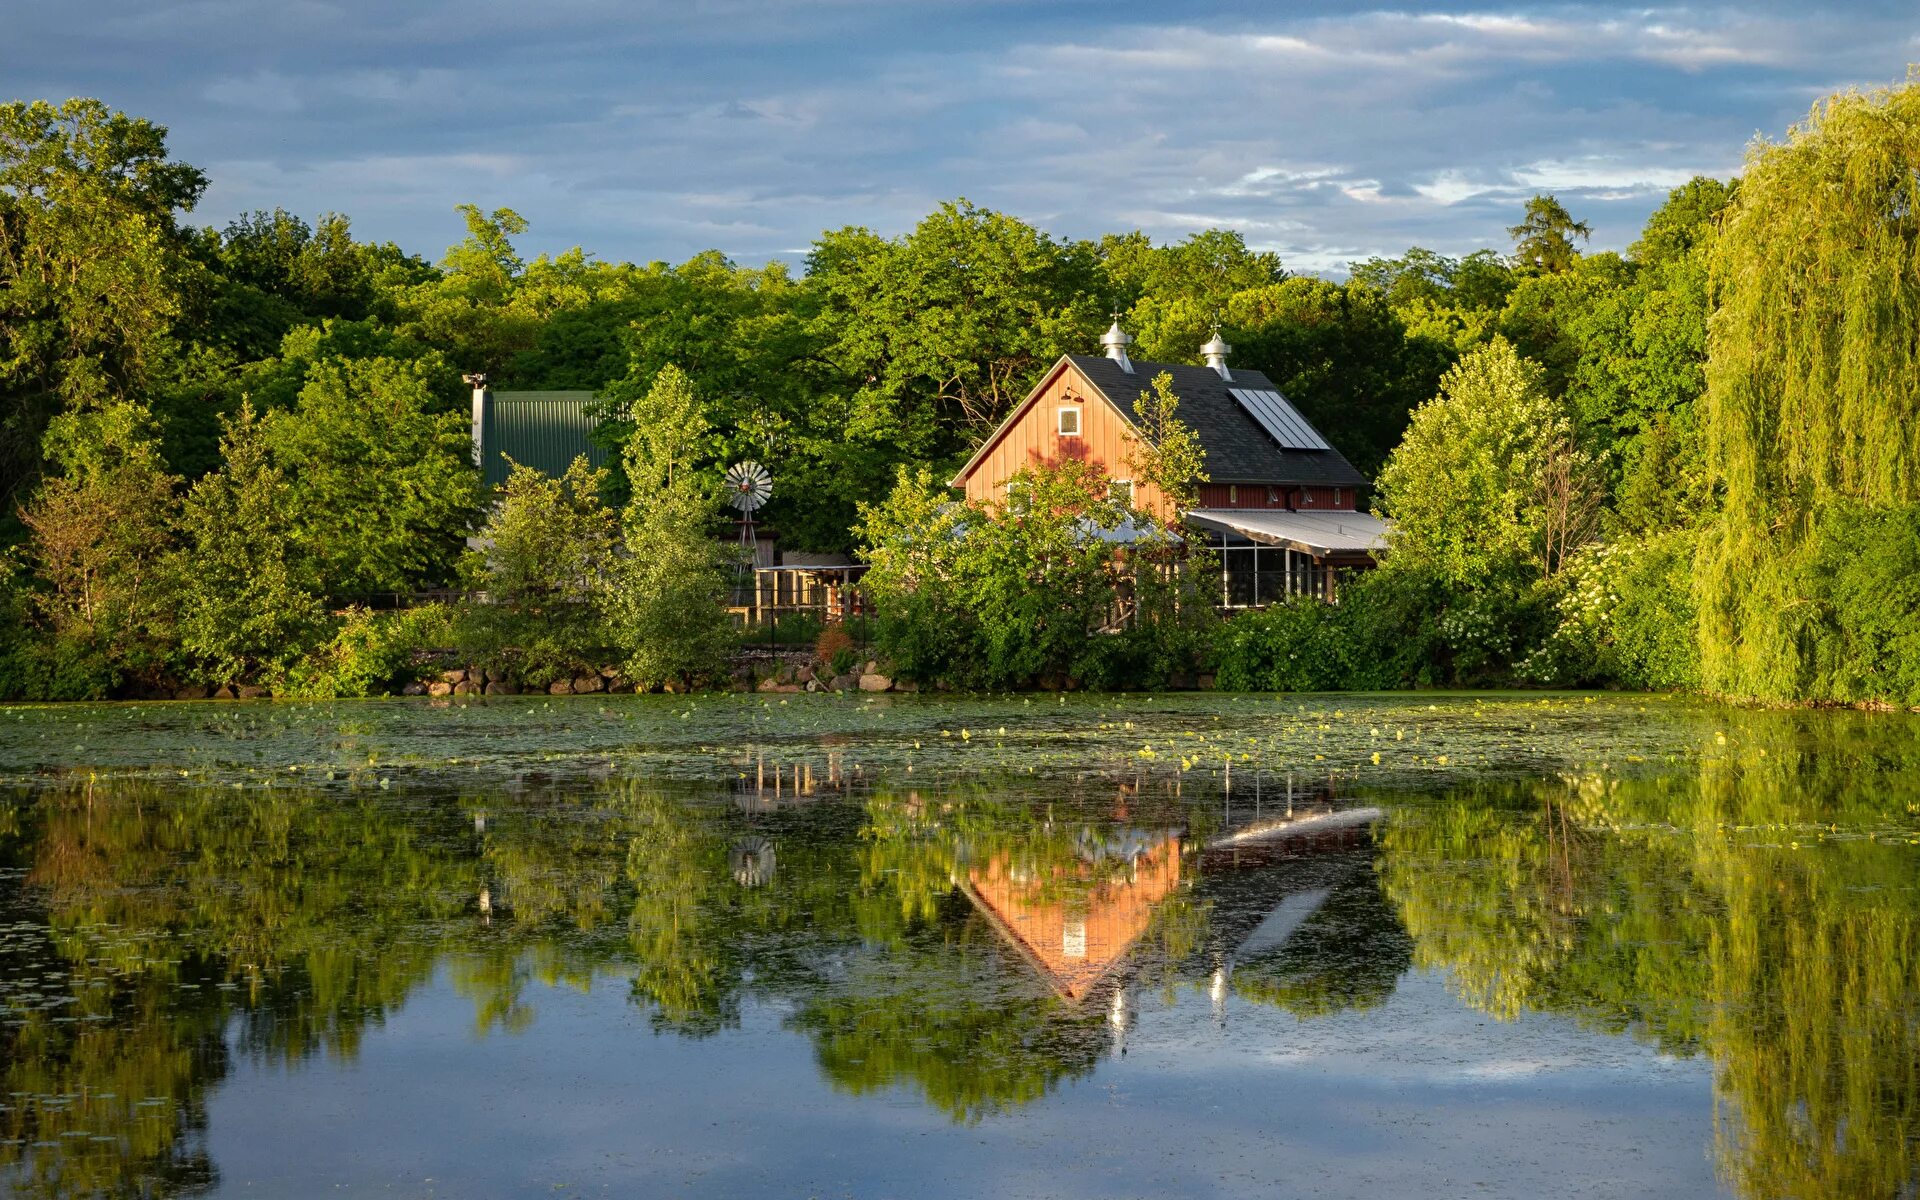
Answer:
[7,1,1913,273]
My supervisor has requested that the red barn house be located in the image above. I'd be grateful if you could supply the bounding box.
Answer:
[950,321,1389,604]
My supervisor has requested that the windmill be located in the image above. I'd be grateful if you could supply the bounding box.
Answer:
[725,460,773,563]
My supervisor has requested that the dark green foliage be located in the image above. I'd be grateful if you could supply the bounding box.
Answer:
[1213,569,1447,692]
[1223,279,1451,478]
[1812,505,1920,706]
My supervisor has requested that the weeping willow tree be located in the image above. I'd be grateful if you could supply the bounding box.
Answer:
[1701,75,1920,701]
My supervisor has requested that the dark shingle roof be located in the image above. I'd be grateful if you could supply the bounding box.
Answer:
[1068,355,1369,489]
[480,391,608,489]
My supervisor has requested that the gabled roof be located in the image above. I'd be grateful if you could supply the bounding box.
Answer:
[950,355,1369,490]
[1066,356,1369,489]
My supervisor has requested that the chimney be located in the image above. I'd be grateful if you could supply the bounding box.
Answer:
[1100,316,1134,373]
[1201,328,1232,381]
[464,373,488,469]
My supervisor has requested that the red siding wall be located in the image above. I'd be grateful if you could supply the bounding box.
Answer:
[959,362,1174,518]
[1195,483,1356,512]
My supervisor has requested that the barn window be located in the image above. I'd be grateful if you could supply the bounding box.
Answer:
[1110,479,1133,507]
[1229,485,1238,505]
[1005,479,1031,514]
[1057,406,1081,436]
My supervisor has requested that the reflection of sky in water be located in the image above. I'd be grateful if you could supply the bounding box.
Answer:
[206,966,1720,1200]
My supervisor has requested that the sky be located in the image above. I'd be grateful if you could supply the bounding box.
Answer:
[8,1,1917,275]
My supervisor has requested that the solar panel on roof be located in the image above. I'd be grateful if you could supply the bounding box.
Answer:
[1227,387,1331,451]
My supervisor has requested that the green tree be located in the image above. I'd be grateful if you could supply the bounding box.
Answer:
[1507,193,1591,273]
[1098,228,1284,311]
[1376,338,1599,584]
[0,98,206,512]
[807,199,1105,447]
[604,366,736,687]
[264,355,482,598]
[469,455,616,604]
[1125,370,1208,516]
[455,455,619,685]
[14,401,179,692]
[170,403,329,684]
[1699,78,1920,702]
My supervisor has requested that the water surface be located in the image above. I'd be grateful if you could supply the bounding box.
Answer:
[1,693,1915,1198]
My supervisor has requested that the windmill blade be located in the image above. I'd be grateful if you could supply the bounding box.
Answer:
[726,461,773,512]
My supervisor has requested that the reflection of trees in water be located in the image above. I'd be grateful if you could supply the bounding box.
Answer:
[1375,709,1920,1200]
[0,782,480,1197]
[0,770,1402,1173]
[59,748,1920,1193]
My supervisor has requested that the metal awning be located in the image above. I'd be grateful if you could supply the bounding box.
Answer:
[1183,509,1390,557]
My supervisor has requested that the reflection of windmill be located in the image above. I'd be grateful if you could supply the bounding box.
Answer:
[725,460,772,565]
[730,837,776,887]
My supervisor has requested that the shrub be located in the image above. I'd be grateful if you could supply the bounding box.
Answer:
[815,623,857,676]
[859,462,1140,689]
[1212,568,1451,693]
[1524,531,1700,690]
[1214,600,1346,692]
[454,454,619,687]
[449,602,614,689]
[281,605,453,698]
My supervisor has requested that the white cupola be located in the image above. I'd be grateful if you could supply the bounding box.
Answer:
[1201,328,1232,380]
[1100,316,1135,373]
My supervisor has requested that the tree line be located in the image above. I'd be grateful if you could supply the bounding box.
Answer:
[4,78,1919,701]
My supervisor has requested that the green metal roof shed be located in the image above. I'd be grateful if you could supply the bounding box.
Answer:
[476,390,609,489]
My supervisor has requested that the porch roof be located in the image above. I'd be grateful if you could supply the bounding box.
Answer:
[1183,509,1391,557]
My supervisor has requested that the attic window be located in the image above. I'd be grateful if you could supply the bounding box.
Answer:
[1057,406,1081,437]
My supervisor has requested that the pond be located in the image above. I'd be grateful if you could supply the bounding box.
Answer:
[1,692,1916,1198]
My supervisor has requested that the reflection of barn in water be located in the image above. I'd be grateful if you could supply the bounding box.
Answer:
[958,827,1184,1002]
[951,778,1401,1018]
